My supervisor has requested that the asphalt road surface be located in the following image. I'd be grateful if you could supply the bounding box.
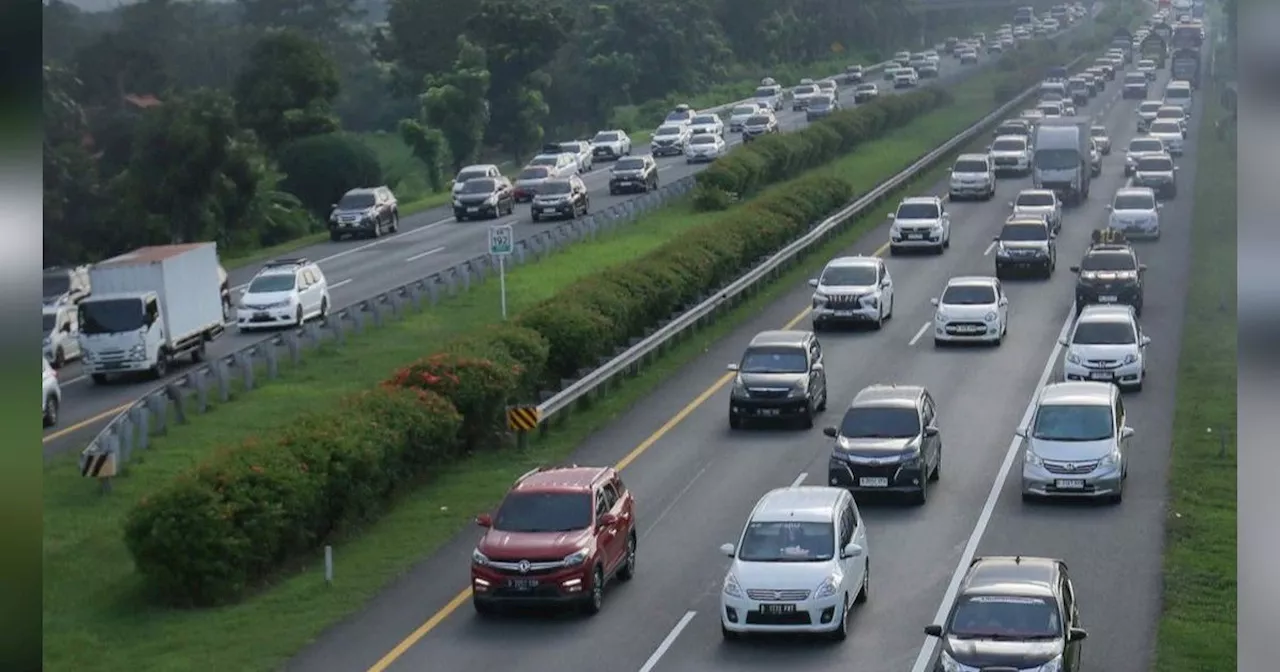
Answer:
[43,37,1039,456]
[284,57,1195,672]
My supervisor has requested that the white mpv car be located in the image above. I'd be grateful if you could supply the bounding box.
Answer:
[720,486,869,641]
[809,256,895,330]
[931,276,1009,346]
[888,196,950,254]
[236,258,331,330]
[1060,304,1149,391]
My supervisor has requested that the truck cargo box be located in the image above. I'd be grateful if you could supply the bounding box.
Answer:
[90,243,223,346]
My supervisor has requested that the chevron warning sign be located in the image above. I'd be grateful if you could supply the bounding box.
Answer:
[506,405,541,431]
[80,450,117,479]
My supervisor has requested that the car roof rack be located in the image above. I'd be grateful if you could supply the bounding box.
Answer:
[262,257,310,268]
[1089,228,1130,247]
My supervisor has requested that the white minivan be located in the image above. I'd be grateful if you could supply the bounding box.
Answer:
[719,486,870,641]
[1163,80,1194,115]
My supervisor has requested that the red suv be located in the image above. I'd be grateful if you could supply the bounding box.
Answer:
[471,465,637,615]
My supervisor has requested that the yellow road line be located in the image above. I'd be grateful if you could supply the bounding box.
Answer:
[42,402,132,444]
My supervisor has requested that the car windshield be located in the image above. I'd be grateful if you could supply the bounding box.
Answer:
[518,167,549,180]
[1136,157,1174,171]
[1016,192,1055,207]
[753,87,776,97]
[1034,149,1078,169]
[1149,122,1180,134]
[746,115,771,125]
[1139,60,1154,67]
[810,98,832,108]
[1072,320,1137,344]
[1081,251,1137,271]
[337,192,375,209]
[1037,104,1061,114]
[692,115,716,125]
[540,180,572,195]
[942,284,997,305]
[954,159,988,173]
[996,122,1027,134]
[1165,88,1191,100]
[1001,223,1048,241]
[947,593,1064,637]
[656,126,681,136]
[459,178,496,194]
[493,492,591,533]
[1139,102,1162,113]
[1129,139,1163,153]
[820,264,877,286]
[992,138,1026,151]
[42,314,56,333]
[1126,74,1147,84]
[732,105,756,116]
[43,274,70,298]
[592,132,620,142]
[529,155,560,167]
[1091,127,1107,137]
[247,273,296,293]
[856,84,875,92]
[839,406,920,439]
[614,158,645,171]
[1114,193,1155,210]
[456,168,489,182]
[560,142,584,153]
[1157,108,1182,118]
[665,111,691,121]
[739,347,807,373]
[78,298,145,334]
[737,521,834,562]
[896,202,939,219]
[689,135,716,145]
[1032,403,1114,441]
[795,85,817,95]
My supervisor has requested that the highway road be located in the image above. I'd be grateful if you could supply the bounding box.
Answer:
[283,61,1196,672]
[42,33,1041,456]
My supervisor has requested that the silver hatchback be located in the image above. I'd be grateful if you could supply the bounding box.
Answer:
[1019,382,1132,503]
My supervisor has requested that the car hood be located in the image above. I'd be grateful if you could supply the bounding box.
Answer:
[951,171,990,181]
[1014,205,1056,217]
[1079,270,1139,282]
[729,114,753,122]
[937,303,997,319]
[652,135,682,143]
[893,217,941,227]
[833,436,918,457]
[738,372,804,390]
[1110,209,1158,221]
[478,528,593,560]
[816,283,876,297]
[332,207,375,219]
[514,177,548,187]
[990,149,1029,157]
[731,559,835,591]
[241,290,296,306]
[1069,342,1139,361]
[1026,436,1115,461]
[998,240,1050,251]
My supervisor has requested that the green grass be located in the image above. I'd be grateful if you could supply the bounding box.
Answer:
[43,60,1018,672]
[1151,87,1237,670]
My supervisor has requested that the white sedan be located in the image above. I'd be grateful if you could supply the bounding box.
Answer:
[685,134,727,162]
[931,276,1009,346]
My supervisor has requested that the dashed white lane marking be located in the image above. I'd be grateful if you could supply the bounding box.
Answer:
[405,246,446,263]
[328,278,353,290]
[637,611,698,672]
[908,321,931,346]
[791,472,808,488]
[983,240,998,256]
[908,306,1075,672]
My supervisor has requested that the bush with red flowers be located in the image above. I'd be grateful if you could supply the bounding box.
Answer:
[387,352,517,451]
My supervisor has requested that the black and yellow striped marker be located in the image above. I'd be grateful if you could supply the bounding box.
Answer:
[506,406,541,432]
[80,451,117,479]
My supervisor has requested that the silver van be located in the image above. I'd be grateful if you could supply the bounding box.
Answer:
[1019,382,1132,503]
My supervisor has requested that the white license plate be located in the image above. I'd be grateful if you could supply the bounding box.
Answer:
[467,207,479,213]
[1055,479,1085,489]
[1089,372,1113,380]
[907,234,923,240]
[760,603,797,614]
[833,310,855,316]
[858,477,889,487]
[1098,295,1118,302]
[758,409,780,417]
[255,311,269,319]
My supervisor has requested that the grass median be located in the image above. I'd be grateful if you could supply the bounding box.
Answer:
[43,58,1024,671]
[1150,87,1237,670]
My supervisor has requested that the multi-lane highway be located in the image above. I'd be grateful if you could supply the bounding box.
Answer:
[43,37,1033,456]
[282,59,1196,672]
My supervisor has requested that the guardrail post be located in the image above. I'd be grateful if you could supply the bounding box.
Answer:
[304,322,323,348]
[346,305,363,333]
[443,267,459,296]
[186,369,204,414]
[115,416,134,464]
[406,283,422,311]
[387,294,402,318]
[165,382,187,424]
[130,404,150,451]
[212,359,232,401]
[329,317,345,345]
[283,332,301,365]
[427,278,441,306]
[369,299,384,327]
[235,351,255,391]
[147,394,168,435]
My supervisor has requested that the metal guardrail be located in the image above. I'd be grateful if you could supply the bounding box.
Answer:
[73,24,1078,489]
[534,49,1094,426]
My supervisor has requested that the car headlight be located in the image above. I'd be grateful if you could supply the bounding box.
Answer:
[1025,448,1044,467]
[43,336,50,346]
[931,223,944,232]
[485,194,498,205]
[723,573,744,598]
[862,295,878,308]
[938,652,963,672]
[1102,448,1123,468]
[814,575,839,599]
[812,292,828,308]
[1066,352,1081,364]
[935,310,948,322]
[471,549,490,566]
[1034,656,1064,672]
[788,382,807,398]
[1122,353,1138,365]
[984,311,998,322]
[563,549,589,566]
[732,376,748,397]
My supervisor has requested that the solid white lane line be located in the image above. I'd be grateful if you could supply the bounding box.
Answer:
[908,321,931,346]
[908,306,1074,672]
[405,246,446,263]
[638,611,698,672]
[328,278,354,291]
[983,240,998,256]
[791,472,808,488]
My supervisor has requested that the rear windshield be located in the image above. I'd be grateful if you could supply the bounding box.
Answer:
[1136,156,1174,171]
[992,138,1026,152]
[539,180,572,195]
[753,87,777,97]
[1149,121,1181,134]
[746,115,771,125]
[518,167,549,180]
[1129,138,1164,152]
[732,105,756,116]
[655,125,682,136]
[592,132,620,142]
[1165,87,1191,99]
[739,347,808,374]
[689,135,717,145]
[1125,73,1147,83]
[692,115,717,125]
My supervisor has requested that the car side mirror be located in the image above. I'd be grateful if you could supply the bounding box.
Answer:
[823,426,838,438]
[999,297,1009,306]
[841,543,863,559]
[808,278,819,288]
[1015,426,1029,438]
[930,298,940,306]
[475,513,493,527]
[1007,201,1015,208]
[598,512,618,527]
[1139,264,1148,272]
[726,363,739,372]
[887,212,896,220]
[1068,627,1088,642]
[1069,266,1080,273]
[924,426,940,437]
[993,235,1001,241]
[924,624,944,637]
[1121,426,1136,439]
[810,362,823,371]
[720,543,736,557]
[1141,335,1151,346]
[1104,204,1112,210]
[1157,202,1164,208]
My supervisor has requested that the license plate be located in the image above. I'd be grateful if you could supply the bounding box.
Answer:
[758,408,780,417]
[506,578,539,590]
[760,603,796,614]
[833,310,855,317]
[907,234,923,240]
[1089,372,1113,380]
[102,362,126,369]
[1098,295,1118,302]
[467,207,479,213]
[255,311,269,318]
[859,477,889,487]
[1055,479,1085,489]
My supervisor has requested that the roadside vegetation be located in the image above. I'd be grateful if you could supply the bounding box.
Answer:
[1151,80,1237,670]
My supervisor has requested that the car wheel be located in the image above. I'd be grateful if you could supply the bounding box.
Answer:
[581,566,605,615]
[934,337,945,348]
[531,212,540,223]
[319,297,329,319]
[617,533,637,581]
[931,448,942,481]
[854,561,869,604]
[296,305,305,327]
[52,348,65,369]
[885,295,894,319]
[43,395,59,428]
[828,593,850,641]
[872,305,885,330]
[390,213,399,232]
[913,472,929,505]
[799,406,814,430]
[371,221,381,238]
[816,387,828,412]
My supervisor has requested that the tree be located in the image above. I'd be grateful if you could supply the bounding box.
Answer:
[234,30,341,149]
[277,133,384,217]
[237,0,363,38]
[419,36,491,172]
[43,65,106,265]
[378,0,480,96]
[398,119,447,191]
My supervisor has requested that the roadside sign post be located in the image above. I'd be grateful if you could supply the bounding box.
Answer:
[488,224,514,319]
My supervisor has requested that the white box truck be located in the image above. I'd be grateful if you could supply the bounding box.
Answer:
[78,243,225,384]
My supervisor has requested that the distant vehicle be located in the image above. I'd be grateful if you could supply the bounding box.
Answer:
[888,196,950,255]
[1010,189,1063,232]
[530,175,590,222]
[513,166,552,202]
[808,256,895,331]
[451,164,502,194]
[948,153,997,201]
[649,124,691,156]
[805,94,839,121]
[1031,118,1092,205]
[989,135,1032,175]
[664,104,695,126]
[994,216,1057,279]
[741,112,779,142]
[42,265,91,307]
[555,141,595,172]
[842,64,864,83]
[684,133,727,163]
[451,176,515,221]
[688,113,725,137]
[80,244,226,382]
[608,155,659,195]
[728,104,758,132]
[852,83,880,104]
[235,257,330,332]
[1131,152,1179,199]
[930,276,1009,346]
[791,83,820,111]
[823,384,942,502]
[328,186,399,241]
[1124,136,1167,176]
[1071,233,1146,315]
[726,330,828,429]
[590,130,632,160]
[1107,187,1162,239]
[752,84,784,111]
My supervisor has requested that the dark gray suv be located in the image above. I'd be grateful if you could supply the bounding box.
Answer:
[727,331,828,430]
[823,384,942,504]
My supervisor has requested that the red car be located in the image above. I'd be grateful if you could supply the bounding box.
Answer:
[471,465,637,615]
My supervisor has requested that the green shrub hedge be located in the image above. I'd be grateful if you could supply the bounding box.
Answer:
[121,33,1125,606]
[692,87,953,209]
